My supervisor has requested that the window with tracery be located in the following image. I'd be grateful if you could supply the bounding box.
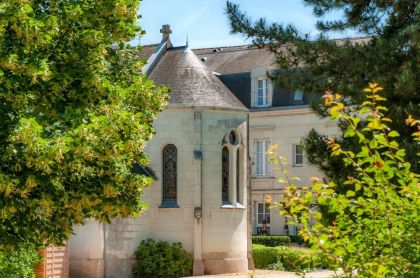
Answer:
[236,148,240,202]
[162,144,177,202]
[222,146,229,202]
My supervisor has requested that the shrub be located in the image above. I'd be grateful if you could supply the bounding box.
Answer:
[252,245,333,272]
[0,246,41,278]
[276,246,321,271]
[252,236,291,247]
[266,261,285,271]
[132,239,193,278]
[271,84,420,277]
[288,235,307,246]
[252,245,279,268]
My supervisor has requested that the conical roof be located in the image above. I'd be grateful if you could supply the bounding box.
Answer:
[149,47,247,110]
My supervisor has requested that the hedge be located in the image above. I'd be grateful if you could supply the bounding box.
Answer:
[252,236,291,247]
[252,244,333,271]
[288,235,307,246]
[252,245,280,268]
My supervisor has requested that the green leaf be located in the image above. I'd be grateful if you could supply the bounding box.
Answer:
[388,131,399,137]
[346,190,355,197]
[312,183,322,191]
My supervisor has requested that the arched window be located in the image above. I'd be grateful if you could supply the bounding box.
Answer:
[222,146,229,202]
[162,144,177,203]
[236,148,240,202]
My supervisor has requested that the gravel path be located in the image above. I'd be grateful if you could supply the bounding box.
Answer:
[186,269,338,278]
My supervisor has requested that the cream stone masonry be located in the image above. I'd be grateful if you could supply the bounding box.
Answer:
[69,25,250,277]
[69,24,342,277]
[250,107,338,235]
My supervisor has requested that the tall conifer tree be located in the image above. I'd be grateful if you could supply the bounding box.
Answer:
[226,0,419,179]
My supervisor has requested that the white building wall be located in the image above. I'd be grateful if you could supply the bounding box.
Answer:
[200,109,248,274]
[103,108,197,277]
[249,107,338,235]
[69,107,250,277]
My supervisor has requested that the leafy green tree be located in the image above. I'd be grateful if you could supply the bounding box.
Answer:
[0,247,41,278]
[268,83,420,277]
[0,0,167,249]
[226,0,419,176]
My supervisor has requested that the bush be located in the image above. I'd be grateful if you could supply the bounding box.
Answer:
[0,246,41,278]
[252,244,333,271]
[277,246,321,271]
[288,235,307,246]
[266,261,285,271]
[133,239,193,278]
[252,245,279,268]
[252,236,291,247]
[271,84,420,277]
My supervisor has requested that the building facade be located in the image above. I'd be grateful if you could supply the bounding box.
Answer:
[69,25,337,277]
[193,44,338,237]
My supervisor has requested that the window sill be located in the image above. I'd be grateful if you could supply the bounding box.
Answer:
[253,176,275,179]
[220,202,246,209]
[159,201,179,208]
[292,164,303,167]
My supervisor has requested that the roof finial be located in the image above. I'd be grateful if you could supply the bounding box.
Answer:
[186,34,189,47]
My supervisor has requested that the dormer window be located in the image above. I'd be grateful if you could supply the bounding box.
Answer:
[251,68,273,108]
[256,79,268,107]
[294,90,304,101]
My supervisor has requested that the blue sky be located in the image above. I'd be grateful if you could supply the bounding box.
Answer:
[137,0,358,48]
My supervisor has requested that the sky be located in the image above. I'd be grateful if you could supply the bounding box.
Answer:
[136,0,359,49]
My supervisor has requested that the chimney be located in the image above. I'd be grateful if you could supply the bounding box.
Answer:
[160,24,172,47]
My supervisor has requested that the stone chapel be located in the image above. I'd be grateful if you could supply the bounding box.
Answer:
[69,25,252,278]
[69,23,349,277]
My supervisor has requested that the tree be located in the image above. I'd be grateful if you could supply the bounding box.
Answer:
[268,83,420,277]
[226,0,420,176]
[0,0,167,249]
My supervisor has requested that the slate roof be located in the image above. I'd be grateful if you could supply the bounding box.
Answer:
[139,44,159,60]
[219,73,251,108]
[148,46,247,110]
[193,45,277,74]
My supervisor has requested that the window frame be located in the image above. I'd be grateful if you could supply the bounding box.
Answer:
[257,202,271,225]
[293,144,303,167]
[222,146,230,204]
[254,139,270,177]
[221,129,245,208]
[256,79,268,107]
[160,144,179,208]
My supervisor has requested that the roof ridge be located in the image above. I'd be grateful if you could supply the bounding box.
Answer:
[140,43,159,48]
[191,35,371,51]
[192,44,252,51]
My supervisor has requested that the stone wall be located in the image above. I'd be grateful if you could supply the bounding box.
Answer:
[249,107,338,235]
[69,107,250,277]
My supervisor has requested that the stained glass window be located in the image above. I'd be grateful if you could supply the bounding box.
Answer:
[163,144,177,202]
[236,149,240,202]
[222,146,229,202]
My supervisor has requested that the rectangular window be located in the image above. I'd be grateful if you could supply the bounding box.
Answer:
[257,203,271,225]
[256,79,268,107]
[294,144,303,166]
[254,140,270,176]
